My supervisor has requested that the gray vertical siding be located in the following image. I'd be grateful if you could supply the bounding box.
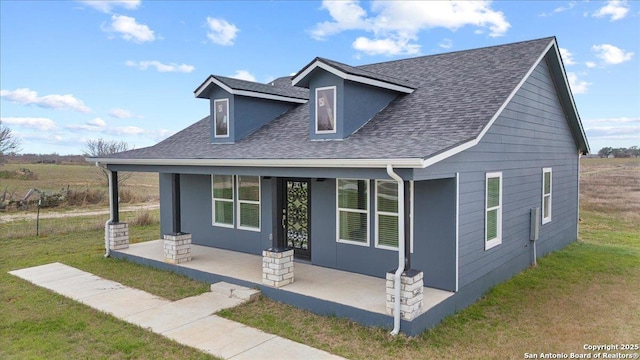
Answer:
[158,174,273,254]
[412,179,457,291]
[417,56,580,289]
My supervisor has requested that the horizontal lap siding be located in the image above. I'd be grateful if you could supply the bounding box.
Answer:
[420,57,579,289]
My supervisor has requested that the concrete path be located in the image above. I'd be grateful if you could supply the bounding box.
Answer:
[9,262,344,360]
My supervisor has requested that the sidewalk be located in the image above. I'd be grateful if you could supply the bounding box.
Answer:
[9,262,344,360]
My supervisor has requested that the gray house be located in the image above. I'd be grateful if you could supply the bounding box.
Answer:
[92,37,589,335]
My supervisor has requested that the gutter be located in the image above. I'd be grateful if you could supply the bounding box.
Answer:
[96,162,113,258]
[86,157,426,169]
[386,164,405,336]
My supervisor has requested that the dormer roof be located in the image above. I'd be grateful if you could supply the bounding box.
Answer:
[292,57,416,93]
[195,75,308,103]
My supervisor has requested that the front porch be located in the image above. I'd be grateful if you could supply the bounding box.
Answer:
[113,240,455,333]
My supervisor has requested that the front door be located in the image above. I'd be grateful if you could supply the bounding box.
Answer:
[283,179,311,260]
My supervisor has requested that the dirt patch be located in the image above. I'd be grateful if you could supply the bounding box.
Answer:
[0,203,159,223]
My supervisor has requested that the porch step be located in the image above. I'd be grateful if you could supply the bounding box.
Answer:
[210,281,260,302]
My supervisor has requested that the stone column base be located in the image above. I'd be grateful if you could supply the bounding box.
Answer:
[262,248,294,288]
[108,223,129,250]
[163,233,192,264]
[386,269,424,321]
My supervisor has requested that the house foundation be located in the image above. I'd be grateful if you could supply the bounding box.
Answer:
[108,222,129,250]
[386,269,424,320]
[163,233,192,264]
[262,248,294,288]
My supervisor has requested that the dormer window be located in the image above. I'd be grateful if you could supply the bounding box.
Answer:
[315,86,336,134]
[214,98,229,138]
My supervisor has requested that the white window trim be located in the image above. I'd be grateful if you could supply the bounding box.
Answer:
[485,172,502,250]
[315,86,337,134]
[542,167,552,225]
[374,180,414,251]
[336,178,370,247]
[212,175,234,228]
[213,98,230,138]
[237,176,261,232]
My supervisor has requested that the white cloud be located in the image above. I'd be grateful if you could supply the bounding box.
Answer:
[353,37,420,56]
[126,60,194,73]
[66,119,145,136]
[593,0,629,21]
[206,17,238,46]
[567,72,590,94]
[230,70,257,82]
[87,118,106,127]
[108,108,142,119]
[559,48,576,66]
[1,117,57,131]
[438,38,453,49]
[104,15,155,43]
[584,116,640,124]
[310,0,371,40]
[592,44,634,65]
[79,0,141,13]
[311,1,510,57]
[585,61,597,68]
[539,1,577,17]
[0,88,91,113]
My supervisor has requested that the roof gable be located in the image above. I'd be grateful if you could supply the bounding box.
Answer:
[94,37,589,167]
[194,75,308,103]
[292,57,415,94]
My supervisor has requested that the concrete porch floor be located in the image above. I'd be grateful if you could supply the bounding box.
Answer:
[115,240,454,325]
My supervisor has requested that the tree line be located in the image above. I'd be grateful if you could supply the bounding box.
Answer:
[597,146,640,158]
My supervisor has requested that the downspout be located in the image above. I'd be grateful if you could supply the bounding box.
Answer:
[96,162,113,258]
[386,164,405,336]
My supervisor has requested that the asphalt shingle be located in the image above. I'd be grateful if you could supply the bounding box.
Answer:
[107,37,555,161]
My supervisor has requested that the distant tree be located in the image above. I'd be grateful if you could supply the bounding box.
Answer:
[630,146,640,158]
[83,138,133,186]
[0,120,22,163]
[598,147,613,158]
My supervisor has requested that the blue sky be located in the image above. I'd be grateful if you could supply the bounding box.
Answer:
[1,0,638,155]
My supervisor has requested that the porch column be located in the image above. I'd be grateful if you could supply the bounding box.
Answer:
[263,177,294,287]
[170,173,181,234]
[107,170,129,250]
[163,173,191,264]
[404,180,411,271]
[386,269,424,321]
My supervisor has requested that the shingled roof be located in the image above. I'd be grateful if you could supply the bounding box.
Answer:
[96,37,586,167]
[194,74,308,102]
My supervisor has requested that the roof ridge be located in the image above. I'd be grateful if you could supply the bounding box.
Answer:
[356,36,556,69]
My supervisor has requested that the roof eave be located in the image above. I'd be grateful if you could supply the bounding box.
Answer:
[194,75,308,103]
[292,59,415,94]
[88,157,426,169]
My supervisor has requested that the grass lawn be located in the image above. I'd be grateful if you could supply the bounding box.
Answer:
[1,158,638,359]
[0,219,215,359]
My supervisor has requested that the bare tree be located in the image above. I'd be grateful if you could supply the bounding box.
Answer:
[83,138,133,185]
[0,120,22,163]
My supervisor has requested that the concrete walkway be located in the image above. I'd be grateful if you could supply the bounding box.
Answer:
[9,262,344,360]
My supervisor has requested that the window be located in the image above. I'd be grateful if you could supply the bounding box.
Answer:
[376,180,399,249]
[212,175,234,227]
[542,168,552,224]
[337,179,369,245]
[485,172,502,250]
[214,98,229,138]
[237,176,260,231]
[315,86,336,134]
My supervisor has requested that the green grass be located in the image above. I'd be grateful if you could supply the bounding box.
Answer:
[0,222,214,359]
[218,209,640,359]
[1,158,638,359]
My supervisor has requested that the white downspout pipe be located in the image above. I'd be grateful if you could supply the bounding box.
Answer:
[96,162,113,258]
[386,164,405,336]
